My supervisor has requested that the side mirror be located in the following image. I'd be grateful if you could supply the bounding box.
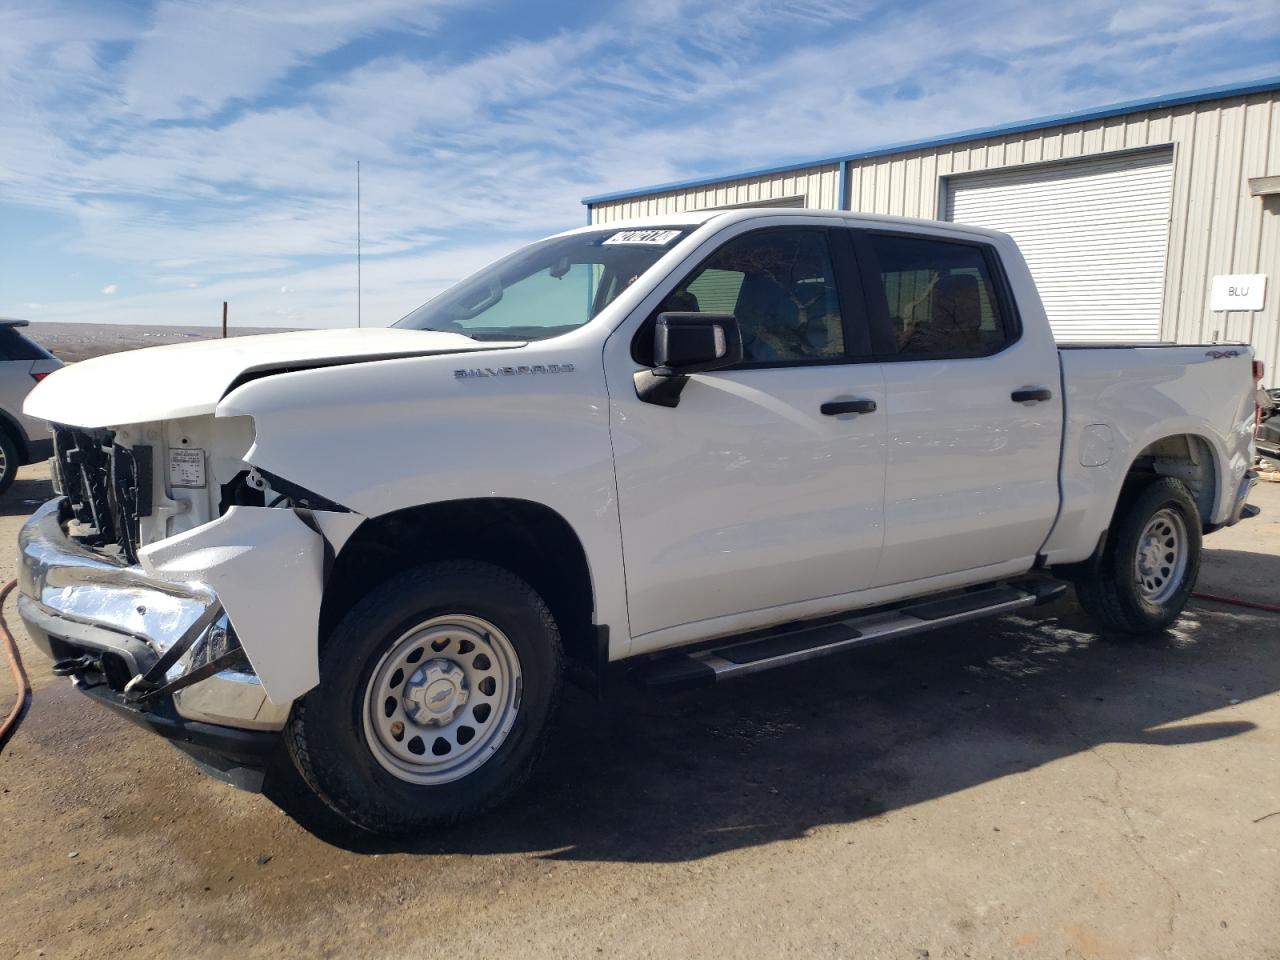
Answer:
[653,312,743,376]
[635,312,743,407]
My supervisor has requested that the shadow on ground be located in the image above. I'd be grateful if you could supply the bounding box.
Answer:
[265,578,1274,862]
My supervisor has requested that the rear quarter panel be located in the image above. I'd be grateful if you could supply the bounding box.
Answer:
[1042,345,1255,563]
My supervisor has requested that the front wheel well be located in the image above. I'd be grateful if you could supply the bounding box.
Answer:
[319,498,597,671]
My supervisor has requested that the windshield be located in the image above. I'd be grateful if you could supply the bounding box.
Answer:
[396,227,691,341]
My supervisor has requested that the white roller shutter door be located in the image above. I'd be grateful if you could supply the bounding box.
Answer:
[945,150,1173,342]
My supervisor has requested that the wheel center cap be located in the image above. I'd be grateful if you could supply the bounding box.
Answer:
[402,659,469,726]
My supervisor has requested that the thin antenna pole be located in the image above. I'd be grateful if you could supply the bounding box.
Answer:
[357,160,362,328]
[222,300,228,339]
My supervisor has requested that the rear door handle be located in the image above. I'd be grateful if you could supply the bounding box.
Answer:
[1011,387,1053,403]
[821,398,877,416]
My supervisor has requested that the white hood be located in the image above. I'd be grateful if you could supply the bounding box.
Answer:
[25,327,516,429]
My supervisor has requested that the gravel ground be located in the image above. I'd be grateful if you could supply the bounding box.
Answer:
[2,464,1278,960]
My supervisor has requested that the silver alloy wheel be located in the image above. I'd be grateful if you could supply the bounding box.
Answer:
[0,444,8,483]
[1134,507,1188,604]
[362,614,522,785]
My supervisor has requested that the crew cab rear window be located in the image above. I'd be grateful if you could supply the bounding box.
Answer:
[861,234,1016,359]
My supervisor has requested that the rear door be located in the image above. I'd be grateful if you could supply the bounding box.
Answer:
[605,223,888,647]
[850,228,1062,586]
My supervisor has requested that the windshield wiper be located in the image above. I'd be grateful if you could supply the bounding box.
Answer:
[409,327,529,343]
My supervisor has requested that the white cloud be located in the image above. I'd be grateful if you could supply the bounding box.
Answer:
[118,0,458,120]
[0,0,1277,328]
[24,302,47,310]
[101,284,117,295]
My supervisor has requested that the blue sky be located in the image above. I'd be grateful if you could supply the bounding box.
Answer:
[1,0,1278,329]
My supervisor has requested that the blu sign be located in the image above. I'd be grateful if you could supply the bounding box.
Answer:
[1210,274,1267,312]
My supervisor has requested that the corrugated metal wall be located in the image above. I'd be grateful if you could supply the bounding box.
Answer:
[588,164,840,224]
[588,90,1280,376]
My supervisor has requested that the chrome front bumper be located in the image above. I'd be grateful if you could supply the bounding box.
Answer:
[17,498,288,731]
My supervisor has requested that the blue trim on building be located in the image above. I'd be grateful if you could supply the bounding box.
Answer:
[836,159,849,211]
[582,75,1280,207]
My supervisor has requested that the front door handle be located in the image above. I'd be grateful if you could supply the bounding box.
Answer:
[821,398,877,416]
[1011,387,1053,403]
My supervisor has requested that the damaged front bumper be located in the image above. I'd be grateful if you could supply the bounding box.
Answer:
[17,497,355,787]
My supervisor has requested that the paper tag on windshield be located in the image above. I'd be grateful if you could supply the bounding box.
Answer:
[169,447,206,488]
[603,229,682,246]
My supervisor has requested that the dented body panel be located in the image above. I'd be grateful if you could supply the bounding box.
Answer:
[139,505,360,704]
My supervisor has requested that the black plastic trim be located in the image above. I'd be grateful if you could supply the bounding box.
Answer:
[256,469,350,512]
[633,369,689,407]
[898,585,1027,621]
[637,655,717,689]
[1011,388,1053,403]
[717,621,860,665]
[78,681,277,769]
[820,399,877,416]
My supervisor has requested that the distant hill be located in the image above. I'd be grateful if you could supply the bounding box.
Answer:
[24,322,306,363]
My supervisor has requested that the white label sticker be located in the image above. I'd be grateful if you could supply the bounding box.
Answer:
[1209,274,1267,312]
[169,447,206,488]
[602,229,682,246]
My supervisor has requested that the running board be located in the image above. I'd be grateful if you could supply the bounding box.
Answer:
[639,580,1067,688]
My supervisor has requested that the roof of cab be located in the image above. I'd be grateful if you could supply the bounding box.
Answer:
[558,206,1013,244]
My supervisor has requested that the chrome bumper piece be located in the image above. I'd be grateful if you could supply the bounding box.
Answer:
[17,499,288,731]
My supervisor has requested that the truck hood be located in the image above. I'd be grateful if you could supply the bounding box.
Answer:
[24,327,518,429]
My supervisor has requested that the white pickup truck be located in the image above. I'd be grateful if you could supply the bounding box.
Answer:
[18,209,1259,835]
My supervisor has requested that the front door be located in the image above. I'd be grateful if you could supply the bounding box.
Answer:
[605,224,888,649]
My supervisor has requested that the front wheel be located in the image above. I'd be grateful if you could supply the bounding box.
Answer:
[1072,477,1202,634]
[286,561,562,835]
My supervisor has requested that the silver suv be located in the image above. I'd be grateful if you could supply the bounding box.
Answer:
[0,319,62,493]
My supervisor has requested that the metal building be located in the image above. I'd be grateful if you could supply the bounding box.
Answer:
[584,77,1280,379]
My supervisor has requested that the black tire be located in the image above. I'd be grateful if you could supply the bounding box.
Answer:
[286,560,562,835]
[1073,477,1202,634]
[0,429,18,496]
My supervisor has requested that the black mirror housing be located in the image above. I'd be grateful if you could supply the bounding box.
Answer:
[634,312,743,407]
[653,312,743,376]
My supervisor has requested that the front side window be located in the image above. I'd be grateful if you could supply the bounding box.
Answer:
[863,234,1014,358]
[398,227,690,341]
[659,229,846,364]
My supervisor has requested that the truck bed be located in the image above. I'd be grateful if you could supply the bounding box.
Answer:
[1040,342,1257,565]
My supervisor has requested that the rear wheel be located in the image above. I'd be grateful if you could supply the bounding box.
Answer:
[1073,477,1202,634]
[286,561,562,835]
